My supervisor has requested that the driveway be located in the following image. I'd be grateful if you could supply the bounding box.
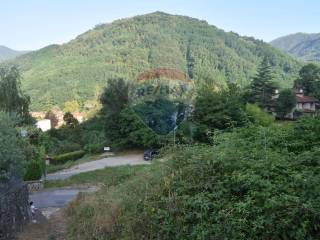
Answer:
[30,186,97,208]
[45,153,147,180]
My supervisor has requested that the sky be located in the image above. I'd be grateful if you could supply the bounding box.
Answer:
[1,0,320,50]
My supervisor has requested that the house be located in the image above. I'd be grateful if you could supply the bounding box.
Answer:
[36,119,51,132]
[273,89,319,119]
[30,112,46,120]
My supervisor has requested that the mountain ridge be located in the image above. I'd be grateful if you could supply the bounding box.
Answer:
[0,45,29,62]
[5,12,302,111]
[270,33,320,61]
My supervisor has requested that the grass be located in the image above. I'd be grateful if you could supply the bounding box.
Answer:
[44,164,150,188]
[65,160,167,239]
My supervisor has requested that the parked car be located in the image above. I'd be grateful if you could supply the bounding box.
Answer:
[143,149,160,161]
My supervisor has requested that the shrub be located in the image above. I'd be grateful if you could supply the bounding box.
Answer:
[51,150,85,165]
[84,143,104,154]
[0,112,25,183]
[131,129,320,239]
[246,103,274,126]
[24,161,42,181]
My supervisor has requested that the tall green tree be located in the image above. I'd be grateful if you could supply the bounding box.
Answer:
[0,112,25,183]
[193,83,248,142]
[275,89,296,119]
[249,58,277,108]
[100,78,129,115]
[0,67,32,124]
[294,63,320,99]
[63,112,79,127]
[100,78,129,145]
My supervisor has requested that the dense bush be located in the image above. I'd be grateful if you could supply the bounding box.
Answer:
[134,125,320,239]
[246,103,274,126]
[66,117,320,239]
[51,150,85,165]
[0,112,25,183]
[24,161,42,181]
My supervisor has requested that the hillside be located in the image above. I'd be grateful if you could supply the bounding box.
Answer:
[7,12,301,111]
[270,33,320,61]
[0,46,28,62]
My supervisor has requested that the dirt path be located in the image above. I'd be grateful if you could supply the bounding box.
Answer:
[46,153,147,180]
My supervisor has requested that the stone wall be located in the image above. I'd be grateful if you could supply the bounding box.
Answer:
[0,182,30,240]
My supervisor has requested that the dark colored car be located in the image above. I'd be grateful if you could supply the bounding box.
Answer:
[143,149,160,161]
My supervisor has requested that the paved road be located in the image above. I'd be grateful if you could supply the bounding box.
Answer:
[46,153,147,180]
[30,187,97,208]
[29,187,97,209]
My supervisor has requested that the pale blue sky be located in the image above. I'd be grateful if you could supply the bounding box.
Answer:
[1,0,319,50]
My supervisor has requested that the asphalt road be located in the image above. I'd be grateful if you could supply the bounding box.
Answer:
[30,187,97,208]
[45,153,147,180]
[31,153,147,209]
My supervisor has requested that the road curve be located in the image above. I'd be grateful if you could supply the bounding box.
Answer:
[46,153,148,181]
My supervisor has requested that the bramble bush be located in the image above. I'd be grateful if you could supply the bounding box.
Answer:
[66,117,320,240]
[132,124,320,239]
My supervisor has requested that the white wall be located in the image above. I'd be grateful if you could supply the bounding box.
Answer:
[36,119,51,132]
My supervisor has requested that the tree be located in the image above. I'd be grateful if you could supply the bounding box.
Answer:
[249,58,277,108]
[246,103,274,126]
[100,78,129,115]
[63,112,79,127]
[193,83,248,142]
[0,112,25,183]
[275,89,296,119]
[45,110,59,128]
[0,67,32,124]
[294,63,320,99]
[63,100,80,113]
[101,78,129,148]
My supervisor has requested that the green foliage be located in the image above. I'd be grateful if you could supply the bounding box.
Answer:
[5,12,300,110]
[275,89,296,119]
[24,160,42,181]
[66,119,320,239]
[63,112,79,127]
[50,150,85,165]
[248,58,277,108]
[100,78,129,114]
[0,112,25,182]
[99,78,159,149]
[109,107,160,149]
[294,63,320,99]
[290,116,320,153]
[63,100,80,113]
[133,98,186,135]
[246,103,274,126]
[193,83,248,142]
[0,67,32,124]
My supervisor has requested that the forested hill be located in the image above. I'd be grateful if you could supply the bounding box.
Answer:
[270,33,320,61]
[0,46,28,62]
[8,12,301,111]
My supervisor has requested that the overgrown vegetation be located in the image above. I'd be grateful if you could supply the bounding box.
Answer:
[0,112,25,183]
[66,116,320,239]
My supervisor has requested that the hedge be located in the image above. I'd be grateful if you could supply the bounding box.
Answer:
[51,150,85,165]
[24,161,42,181]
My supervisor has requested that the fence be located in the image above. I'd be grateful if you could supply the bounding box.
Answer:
[0,181,30,240]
